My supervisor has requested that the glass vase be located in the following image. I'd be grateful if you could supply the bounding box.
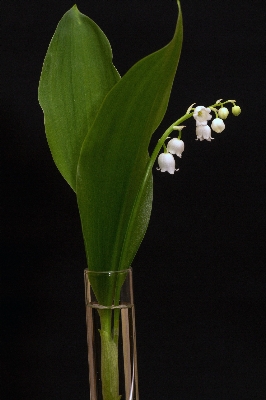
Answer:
[84,268,139,400]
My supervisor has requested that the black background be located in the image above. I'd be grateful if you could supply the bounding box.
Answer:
[1,1,266,399]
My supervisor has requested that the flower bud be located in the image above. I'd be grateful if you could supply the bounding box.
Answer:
[196,125,213,141]
[157,153,177,174]
[172,125,186,131]
[232,105,241,116]
[167,138,184,158]
[218,107,229,119]
[211,118,225,133]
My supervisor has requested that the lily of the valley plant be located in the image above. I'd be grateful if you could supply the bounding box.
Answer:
[38,1,240,399]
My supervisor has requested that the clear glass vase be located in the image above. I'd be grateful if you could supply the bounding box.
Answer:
[84,268,139,400]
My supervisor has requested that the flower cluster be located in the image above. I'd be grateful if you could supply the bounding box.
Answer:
[157,126,185,174]
[157,99,241,174]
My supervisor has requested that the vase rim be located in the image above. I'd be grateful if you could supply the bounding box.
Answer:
[84,267,132,274]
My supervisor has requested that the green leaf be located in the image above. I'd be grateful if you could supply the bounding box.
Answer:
[38,5,120,191]
[77,1,183,272]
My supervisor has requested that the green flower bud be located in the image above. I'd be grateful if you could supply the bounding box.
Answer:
[232,105,241,116]
[218,107,229,119]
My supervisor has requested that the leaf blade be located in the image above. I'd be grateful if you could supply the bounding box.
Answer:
[38,5,120,191]
[77,2,183,272]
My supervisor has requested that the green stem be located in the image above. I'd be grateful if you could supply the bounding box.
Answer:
[97,272,127,400]
[98,309,121,400]
[118,112,193,269]
[133,112,194,221]
[129,100,226,223]
[149,112,193,168]
[113,271,127,345]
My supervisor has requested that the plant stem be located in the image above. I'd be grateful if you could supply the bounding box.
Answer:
[99,309,121,400]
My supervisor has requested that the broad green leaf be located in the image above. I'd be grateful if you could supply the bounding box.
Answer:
[38,5,120,191]
[77,2,183,273]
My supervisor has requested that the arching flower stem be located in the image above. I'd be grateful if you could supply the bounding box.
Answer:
[123,98,240,263]
[124,112,193,254]
[209,107,219,118]
[152,99,239,166]
[148,98,228,172]
[150,112,193,168]
[209,99,236,108]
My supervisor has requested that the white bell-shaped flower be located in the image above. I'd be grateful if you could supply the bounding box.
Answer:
[196,125,213,141]
[157,153,177,174]
[167,138,184,158]
[218,107,229,119]
[193,106,212,125]
[211,118,225,133]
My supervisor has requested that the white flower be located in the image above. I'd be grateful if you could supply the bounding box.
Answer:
[157,153,178,174]
[193,106,212,126]
[167,138,184,158]
[218,107,229,119]
[211,118,225,133]
[196,125,213,141]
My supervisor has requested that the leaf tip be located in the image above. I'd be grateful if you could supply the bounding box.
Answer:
[71,4,80,14]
